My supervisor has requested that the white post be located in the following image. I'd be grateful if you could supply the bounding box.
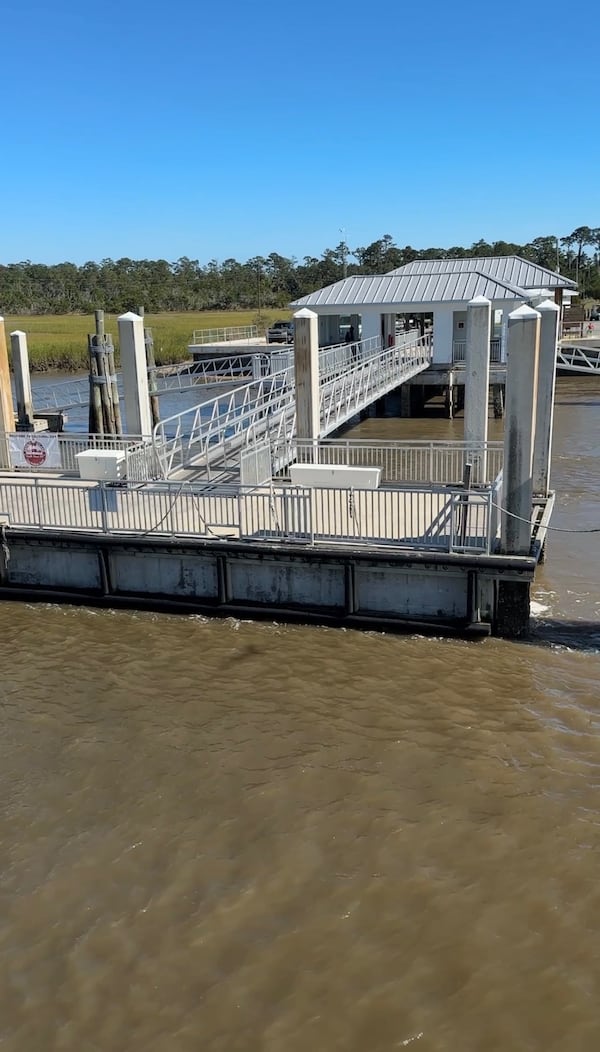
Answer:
[431,306,453,365]
[360,309,381,345]
[327,315,340,345]
[464,296,491,481]
[382,313,395,348]
[293,308,320,452]
[0,318,14,466]
[118,312,152,436]
[501,305,540,555]
[532,299,560,496]
[10,330,34,431]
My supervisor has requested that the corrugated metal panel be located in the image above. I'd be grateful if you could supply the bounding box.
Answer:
[291,270,526,308]
[386,255,576,289]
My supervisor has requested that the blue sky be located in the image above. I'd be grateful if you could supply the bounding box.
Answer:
[2,0,596,265]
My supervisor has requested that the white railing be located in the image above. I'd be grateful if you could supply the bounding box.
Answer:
[556,342,600,373]
[32,375,94,413]
[452,338,502,364]
[153,333,432,480]
[318,335,431,436]
[190,325,259,345]
[0,476,493,554]
[153,353,273,393]
[273,439,503,486]
[2,431,161,482]
[32,354,274,413]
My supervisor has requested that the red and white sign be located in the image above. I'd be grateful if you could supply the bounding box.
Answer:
[9,434,62,470]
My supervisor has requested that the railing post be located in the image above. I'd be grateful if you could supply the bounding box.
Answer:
[33,476,43,528]
[486,490,493,554]
[448,494,456,553]
[100,483,109,533]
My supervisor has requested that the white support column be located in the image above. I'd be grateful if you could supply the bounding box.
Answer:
[360,309,381,345]
[432,306,453,365]
[382,313,396,348]
[0,318,14,466]
[10,330,34,431]
[118,312,152,436]
[464,296,491,480]
[501,305,540,555]
[532,299,560,497]
[328,315,341,345]
[293,308,320,445]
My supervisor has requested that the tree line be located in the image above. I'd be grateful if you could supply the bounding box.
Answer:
[2,226,599,315]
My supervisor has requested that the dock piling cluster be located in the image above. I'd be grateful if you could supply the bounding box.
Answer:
[88,310,122,436]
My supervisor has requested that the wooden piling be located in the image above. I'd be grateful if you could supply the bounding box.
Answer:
[88,334,103,434]
[105,333,123,435]
[88,310,123,436]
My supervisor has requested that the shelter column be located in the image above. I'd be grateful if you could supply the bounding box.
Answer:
[360,311,381,345]
[118,312,152,436]
[532,300,560,497]
[0,318,15,467]
[293,308,320,446]
[328,316,341,345]
[464,296,491,481]
[382,314,396,348]
[501,305,540,555]
[10,330,34,431]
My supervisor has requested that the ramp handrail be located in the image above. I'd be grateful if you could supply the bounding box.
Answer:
[556,342,600,373]
[152,333,432,479]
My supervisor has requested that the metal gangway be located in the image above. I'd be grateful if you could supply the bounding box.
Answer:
[153,332,432,480]
[556,342,600,373]
[30,353,282,414]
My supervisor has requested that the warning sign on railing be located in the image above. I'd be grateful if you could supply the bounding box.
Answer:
[9,434,62,470]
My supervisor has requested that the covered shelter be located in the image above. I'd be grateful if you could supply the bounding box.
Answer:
[291,256,577,366]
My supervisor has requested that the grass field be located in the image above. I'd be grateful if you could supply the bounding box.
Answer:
[1,310,292,371]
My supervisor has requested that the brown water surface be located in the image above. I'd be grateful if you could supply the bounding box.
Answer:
[1,376,599,1050]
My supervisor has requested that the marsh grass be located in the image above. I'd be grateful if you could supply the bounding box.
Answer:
[3,310,291,371]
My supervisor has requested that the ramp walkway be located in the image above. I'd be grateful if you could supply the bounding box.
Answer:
[153,333,432,481]
[556,341,600,373]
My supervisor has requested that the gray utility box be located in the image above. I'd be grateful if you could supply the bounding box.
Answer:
[76,449,126,482]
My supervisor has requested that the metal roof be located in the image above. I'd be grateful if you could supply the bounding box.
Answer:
[386,255,576,289]
[291,270,528,309]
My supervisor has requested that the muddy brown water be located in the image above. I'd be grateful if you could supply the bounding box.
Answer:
[1,375,599,1050]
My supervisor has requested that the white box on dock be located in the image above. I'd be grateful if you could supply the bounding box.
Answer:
[290,464,381,490]
[76,449,126,482]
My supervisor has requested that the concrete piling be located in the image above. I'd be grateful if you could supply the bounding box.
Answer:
[532,300,560,496]
[501,305,540,556]
[0,318,15,467]
[464,296,491,479]
[293,308,320,450]
[118,312,153,437]
[10,330,34,431]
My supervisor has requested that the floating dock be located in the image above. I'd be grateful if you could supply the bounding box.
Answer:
[0,297,560,637]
